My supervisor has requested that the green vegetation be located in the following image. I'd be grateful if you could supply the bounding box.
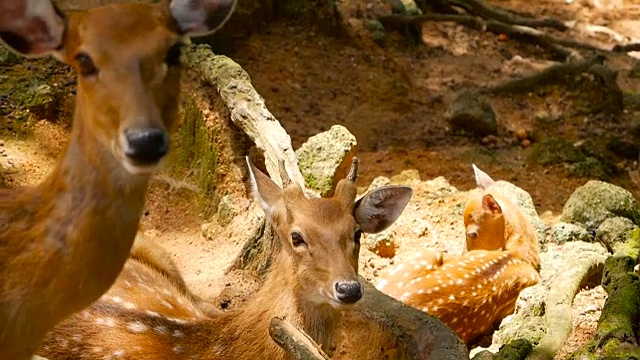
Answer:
[168,97,219,216]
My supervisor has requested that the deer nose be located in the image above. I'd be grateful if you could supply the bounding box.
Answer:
[335,281,363,304]
[123,128,169,164]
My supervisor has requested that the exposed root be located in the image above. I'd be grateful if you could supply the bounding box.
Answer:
[269,317,330,360]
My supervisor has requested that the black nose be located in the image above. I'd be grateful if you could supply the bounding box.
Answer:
[335,281,363,304]
[124,128,168,164]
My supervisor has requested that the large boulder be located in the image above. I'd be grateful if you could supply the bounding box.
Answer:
[296,125,357,196]
[560,180,639,231]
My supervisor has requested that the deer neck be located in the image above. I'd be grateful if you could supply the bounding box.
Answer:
[32,104,151,305]
[208,250,341,359]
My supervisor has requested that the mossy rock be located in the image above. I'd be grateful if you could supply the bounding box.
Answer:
[568,157,611,181]
[0,45,22,66]
[446,90,498,137]
[560,180,639,231]
[550,222,592,244]
[527,138,584,166]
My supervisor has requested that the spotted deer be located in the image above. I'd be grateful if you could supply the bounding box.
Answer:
[0,1,236,359]
[37,157,413,359]
[376,165,540,344]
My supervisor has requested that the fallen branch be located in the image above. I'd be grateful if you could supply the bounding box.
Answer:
[483,55,605,95]
[447,0,569,31]
[378,14,583,60]
[269,317,330,360]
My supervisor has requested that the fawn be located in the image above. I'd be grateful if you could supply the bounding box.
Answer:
[37,157,413,359]
[376,165,540,344]
[0,1,236,359]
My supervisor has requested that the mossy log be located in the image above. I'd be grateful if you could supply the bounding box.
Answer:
[181,43,304,189]
[567,230,640,359]
[269,318,331,360]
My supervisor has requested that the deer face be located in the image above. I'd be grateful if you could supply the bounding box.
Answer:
[246,157,413,309]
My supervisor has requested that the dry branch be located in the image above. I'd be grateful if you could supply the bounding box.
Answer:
[483,55,605,95]
[378,14,581,60]
[446,0,568,31]
[181,43,304,188]
[269,318,331,360]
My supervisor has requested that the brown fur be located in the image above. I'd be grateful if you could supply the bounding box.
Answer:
[37,160,413,359]
[0,1,236,359]
[377,166,540,345]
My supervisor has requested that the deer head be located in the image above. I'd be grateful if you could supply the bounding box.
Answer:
[246,157,413,309]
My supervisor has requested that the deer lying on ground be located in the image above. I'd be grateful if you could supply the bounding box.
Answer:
[0,1,236,359]
[37,157,413,359]
[376,165,540,344]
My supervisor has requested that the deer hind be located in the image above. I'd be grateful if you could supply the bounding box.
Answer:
[0,1,236,359]
[376,165,540,344]
[37,157,413,360]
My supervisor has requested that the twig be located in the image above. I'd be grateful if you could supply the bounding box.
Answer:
[447,0,569,31]
[379,14,584,60]
[269,317,330,360]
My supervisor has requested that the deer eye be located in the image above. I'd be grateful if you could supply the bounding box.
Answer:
[165,43,182,66]
[291,231,306,247]
[75,52,98,76]
[354,230,362,246]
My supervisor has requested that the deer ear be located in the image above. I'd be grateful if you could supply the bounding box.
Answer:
[472,164,496,190]
[354,186,412,234]
[481,194,502,215]
[0,0,65,56]
[169,0,237,37]
[246,157,282,219]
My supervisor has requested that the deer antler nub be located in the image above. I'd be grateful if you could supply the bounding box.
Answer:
[347,157,359,182]
[278,159,292,188]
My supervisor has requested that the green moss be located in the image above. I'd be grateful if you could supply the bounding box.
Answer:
[169,97,219,216]
[528,138,585,165]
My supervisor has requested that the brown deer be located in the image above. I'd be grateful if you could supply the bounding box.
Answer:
[376,165,540,344]
[0,1,236,359]
[37,157,413,359]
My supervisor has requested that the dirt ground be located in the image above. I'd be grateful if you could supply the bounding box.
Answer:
[2,0,640,358]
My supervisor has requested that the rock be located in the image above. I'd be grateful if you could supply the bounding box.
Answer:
[386,0,422,15]
[527,137,584,166]
[366,176,391,192]
[296,125,357,196]
[568,157,611,181]
[216,194,237,227]
[596,216,639,254]
[365,230,397,258]
[446,90,498,137]
[363,20,386,43]
[493,180,546,244]
[550,222,591,244]
[389,169,421,186]
[22,84,59,120]
[560,180,639,231]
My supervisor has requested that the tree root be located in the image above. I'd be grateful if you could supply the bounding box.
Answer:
[527,251,605,360]
[269,318,330,360]
[378,0,631,62]
[481,55,606,95]
[567,230,640,359]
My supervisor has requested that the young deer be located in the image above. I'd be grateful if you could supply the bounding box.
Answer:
[376,165,540,344]
[0,1,236,359]
[37,157,413,359]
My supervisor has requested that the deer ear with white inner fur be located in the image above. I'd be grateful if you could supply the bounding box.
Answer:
[0,0,64,56]
[169,0,237,37]
[354,185,413,234]
[246,157,282,219]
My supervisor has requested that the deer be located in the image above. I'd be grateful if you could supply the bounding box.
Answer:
[376,165,540,345]
[36,157,413,359]
[0,1,236,359]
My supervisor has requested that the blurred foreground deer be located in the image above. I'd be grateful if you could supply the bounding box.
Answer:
[0,1,236,359]
[37,157,413,359]
[377,165,540,344]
